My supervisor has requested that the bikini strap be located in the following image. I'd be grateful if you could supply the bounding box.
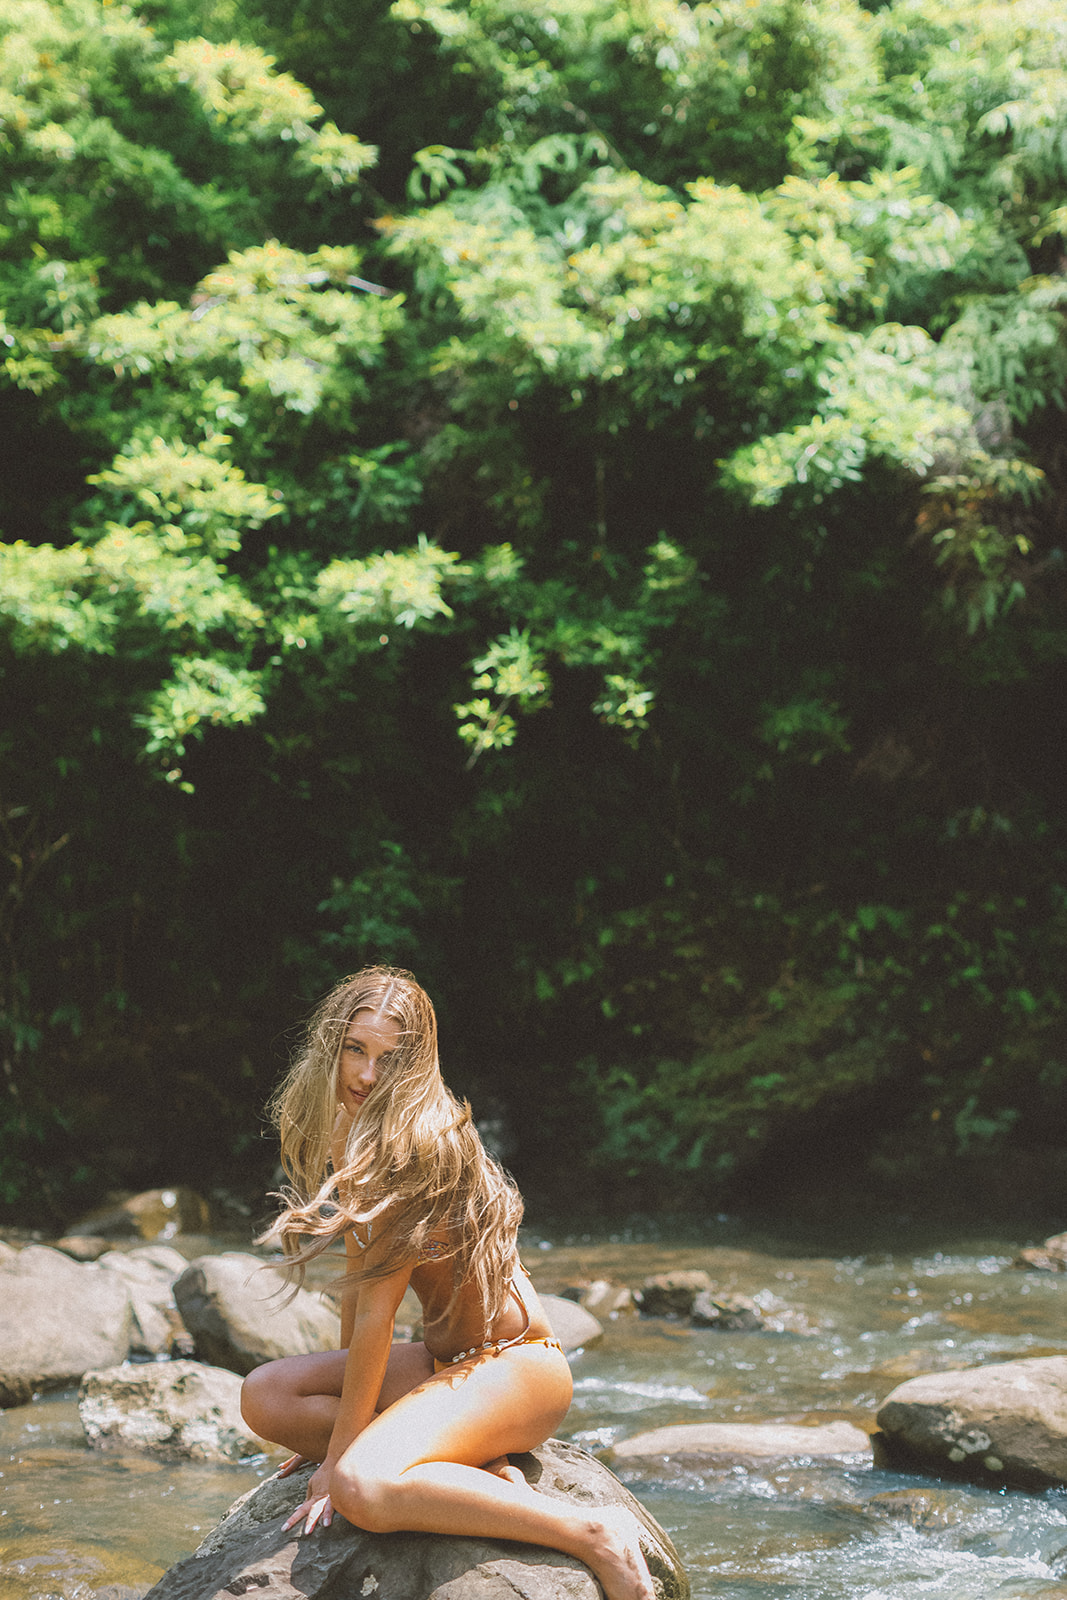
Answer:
[490,1270,532,1352]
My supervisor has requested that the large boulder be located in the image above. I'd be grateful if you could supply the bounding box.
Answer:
[540,1293,604,1351]
[98,1245,189,1355]
[174,1253,341,1375]
[143,1438,689,1600]
[0,1245,133,1407]
[79,1359,269,1462]
[613,1421,871,1464]
[876,1355,1067,1488]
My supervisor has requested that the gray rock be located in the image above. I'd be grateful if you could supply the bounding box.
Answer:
[865,1487,971,1530]
[174,1253,341,1375]
[574,1281,636,1318]
[80,1359,269,1462]
[636,1272,713,1318]
[98,1247,188,1355]
[690,1290,764,1331]
[876,1355,1067,1488]
[0,1245,133,1407]
[613,1421,871,1463]
[540,1293,603,1351]
[142,1438,689,1600]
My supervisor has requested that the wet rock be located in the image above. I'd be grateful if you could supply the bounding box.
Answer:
[80,1359,269,1462]
[561,1280,635,1318]
[865,1486,970,1529]
[53,1235,111,1261]
[876,1354,1067,1488]
[0,1245,133,1407]
[67,1187,211,1242]
[173,1253,341,1375]
[1014,1231,1067,1273]
[867,1349,971,1381]
[540,1293,604,1350]
[613,1420,871,1464]
[97,1246,189,1356]
[0,1237,18,1262]
[143,1437,689,1600]
[636,1271,713,1318]
[690,1290,764,1331]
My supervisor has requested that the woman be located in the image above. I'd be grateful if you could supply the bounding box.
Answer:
[241,966,655,1600]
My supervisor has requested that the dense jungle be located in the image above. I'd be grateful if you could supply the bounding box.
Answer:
[3,0,1067,1228]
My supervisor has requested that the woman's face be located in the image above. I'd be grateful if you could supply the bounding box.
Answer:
[337,1007,401,1114]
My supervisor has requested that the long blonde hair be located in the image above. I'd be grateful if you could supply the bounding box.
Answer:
[265,967,523,1325]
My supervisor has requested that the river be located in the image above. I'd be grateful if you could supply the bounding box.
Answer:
[3,1215,1067,1599]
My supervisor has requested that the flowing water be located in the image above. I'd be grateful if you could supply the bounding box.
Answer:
[3,1217,1067,1599]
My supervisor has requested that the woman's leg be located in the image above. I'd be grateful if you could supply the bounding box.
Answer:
[325,1345,655,1600]
[240,1340,434,1459]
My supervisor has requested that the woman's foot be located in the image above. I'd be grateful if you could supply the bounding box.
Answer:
[482,1454,533,1489]
[582,1506,657,1600]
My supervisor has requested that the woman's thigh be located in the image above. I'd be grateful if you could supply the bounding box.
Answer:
[244,1340,435,1417]
[338,1343,573,1478]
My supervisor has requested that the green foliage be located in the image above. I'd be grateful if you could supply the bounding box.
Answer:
[4,0,1067,1216]
[583,979,876,1180]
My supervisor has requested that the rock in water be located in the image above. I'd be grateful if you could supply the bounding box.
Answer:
[0,1245,133,1407]
[173,1253,341,1375]
[1014,1231,1067,1273]
[539,1293,604,1351]
[575,1281,635,1319]
[636,1272,713,1319]
[80,1359,269,1462]
[876,1355,1067,1488]
[613,1421,870,1464]
[689,1291,764,1331]
[143,1438,689,1600]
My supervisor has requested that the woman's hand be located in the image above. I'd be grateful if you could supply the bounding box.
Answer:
[282,1462,336,1535]
[276,1453,309,1479]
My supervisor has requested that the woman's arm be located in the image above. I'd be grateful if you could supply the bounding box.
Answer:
[338,1226,363,1349]
[285,1231,413,1533]
[329,1264,411,1457]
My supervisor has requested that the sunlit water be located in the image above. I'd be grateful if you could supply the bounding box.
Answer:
[3,1220,1067,1598]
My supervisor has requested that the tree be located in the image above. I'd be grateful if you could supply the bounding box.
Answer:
[3,0,1067,1215]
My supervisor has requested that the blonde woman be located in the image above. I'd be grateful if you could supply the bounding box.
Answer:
[241,967,655,1600]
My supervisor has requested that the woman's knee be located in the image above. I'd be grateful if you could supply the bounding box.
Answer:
[240,1359,287,1433]
[328,1459,402,1534]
